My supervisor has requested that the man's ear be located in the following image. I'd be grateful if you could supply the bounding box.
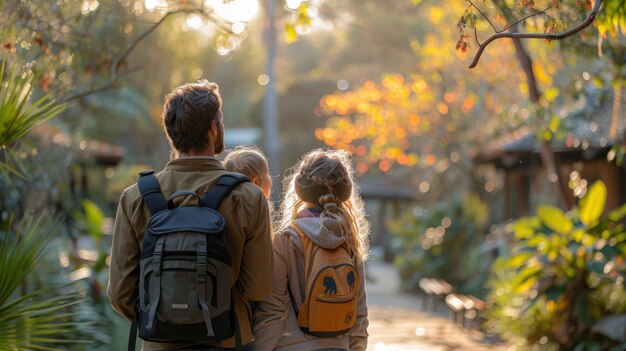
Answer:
[209,119,218,138]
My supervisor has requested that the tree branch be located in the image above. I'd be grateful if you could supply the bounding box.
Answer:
[109,11,176,79]
[60,68,140,102]
[469,0,602,69]
[62,7,234,103]
[467,0,498,33]
[498,6,552,34]
[62,10,179,103]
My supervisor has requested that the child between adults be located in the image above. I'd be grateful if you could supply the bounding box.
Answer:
[252,148,370,351]
[222,146,274,314]
[222,146,272,199]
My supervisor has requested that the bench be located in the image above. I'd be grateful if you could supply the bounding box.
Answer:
[445,293,485,329]
[418,278,453,312]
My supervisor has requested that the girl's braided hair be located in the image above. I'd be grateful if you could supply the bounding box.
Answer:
[277,148,370,261]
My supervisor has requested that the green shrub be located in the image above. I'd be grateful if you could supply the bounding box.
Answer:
[388,193,490,297]
[485,181,626,350]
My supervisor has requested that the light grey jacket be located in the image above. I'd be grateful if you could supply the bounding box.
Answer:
[253,217,369,351]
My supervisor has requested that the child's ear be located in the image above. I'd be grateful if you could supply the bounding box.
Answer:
[251,176,262,187]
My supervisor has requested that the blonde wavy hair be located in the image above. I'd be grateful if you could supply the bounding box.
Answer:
[276,148,370,261]
[223,146,270,182]
[222,145,272,199]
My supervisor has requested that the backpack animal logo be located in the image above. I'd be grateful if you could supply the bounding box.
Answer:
[134,171,248,346]
[290,223,359,337]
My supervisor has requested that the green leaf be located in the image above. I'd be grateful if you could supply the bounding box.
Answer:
[545,88,560,103]
[507,252,536,269]
[0,217,87,349]
[527,233,549,249]
[548,114,560,131]
[513,217,541,238]
[297,3,311,27]
[73,200,105,241]
[579,181,607,226]
[543,129,553,141]
[572,229,586,243]
[0,59,65,178]
[0,218,60,305]
[513,266,542,294]
[608,203,626,222]
[284,23,297,44]
[538,205,572,234]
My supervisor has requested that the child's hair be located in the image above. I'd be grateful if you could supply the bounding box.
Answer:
[222,146,272,198]
[223,146,269,178]
[277,148,370,261]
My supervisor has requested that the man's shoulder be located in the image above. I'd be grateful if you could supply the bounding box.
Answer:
[119,181,141,204]
[120,169,264,206]
[227,178,265,204]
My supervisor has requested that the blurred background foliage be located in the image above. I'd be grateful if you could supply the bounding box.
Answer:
[485,181,626,350]
[0,59,96,350]
[1,0,625,349]
[388,194,490,298]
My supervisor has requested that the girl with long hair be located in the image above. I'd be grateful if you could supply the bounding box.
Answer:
[253,148,370,351]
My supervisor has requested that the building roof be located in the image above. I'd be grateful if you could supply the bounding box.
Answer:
[476,85,625,164]
[31,123,125,166]
[357,179,417,201]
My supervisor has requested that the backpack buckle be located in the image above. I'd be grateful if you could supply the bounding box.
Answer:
[197,262,207,282]
[153,240,165,276]
[196,241,207,282]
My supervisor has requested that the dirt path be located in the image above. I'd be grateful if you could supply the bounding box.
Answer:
[365,260,510,351]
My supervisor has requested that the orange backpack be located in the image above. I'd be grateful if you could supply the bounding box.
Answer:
[289,223,359,337]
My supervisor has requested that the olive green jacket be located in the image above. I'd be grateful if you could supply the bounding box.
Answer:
[107,157,273,350]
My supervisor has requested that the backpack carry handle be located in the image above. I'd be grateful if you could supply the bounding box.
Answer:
[167,190,201,209]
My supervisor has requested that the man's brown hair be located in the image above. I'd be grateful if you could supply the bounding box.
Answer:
[162,80,222,154]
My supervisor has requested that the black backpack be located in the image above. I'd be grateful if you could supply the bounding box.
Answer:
[128,170,249,350]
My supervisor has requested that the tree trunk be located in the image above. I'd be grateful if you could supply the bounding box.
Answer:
[511,37,575,210]
[262,0,280,198]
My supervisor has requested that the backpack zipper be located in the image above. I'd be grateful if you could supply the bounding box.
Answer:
[160,250,231,264]
[316,294,356,303]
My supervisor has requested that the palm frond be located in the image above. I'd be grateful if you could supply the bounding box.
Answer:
[0,217,89,350]
[0,217,59,305]
[0,59,66,178]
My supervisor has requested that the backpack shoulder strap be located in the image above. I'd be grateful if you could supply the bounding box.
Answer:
[290,223,311,247]
[290,223,317,280]
[200,172,250,210]
[287,223,309,316]
[137,170,168,215]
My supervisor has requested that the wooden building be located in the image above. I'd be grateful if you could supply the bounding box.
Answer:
[474,93,625,223]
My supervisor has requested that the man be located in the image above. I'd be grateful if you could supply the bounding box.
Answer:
[108,80,273,350]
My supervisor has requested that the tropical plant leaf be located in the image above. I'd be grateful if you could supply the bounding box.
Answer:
[608,203,626,222]
[579,181,607,226]
[507,251,536,269]
[0,216,87,349]
[538,205,572,234]
[513,216,541,238]
[512,266,542,294]
[527,233,549,249]
[73,199,105,241]
[0,59,65,177]
[0,217,61,305]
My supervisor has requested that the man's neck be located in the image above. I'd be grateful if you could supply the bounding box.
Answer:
[178,150,215,158]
